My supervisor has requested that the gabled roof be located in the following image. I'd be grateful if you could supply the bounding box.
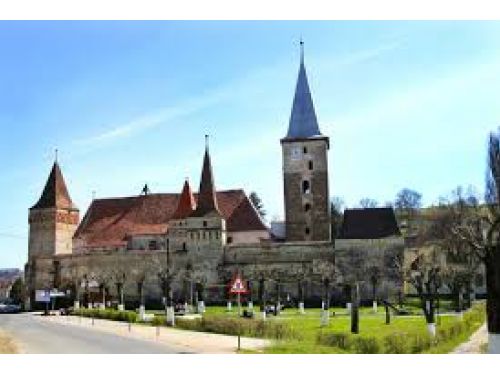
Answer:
[191,146,221,217]
[73,190,267,249]
[340,208,401,239]
[171,180,196,219]
[284,54,322,139]
[31,162,77,210]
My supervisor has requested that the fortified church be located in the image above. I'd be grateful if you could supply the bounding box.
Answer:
[25,47,404,310]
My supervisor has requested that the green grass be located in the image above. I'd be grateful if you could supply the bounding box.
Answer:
[195,302,486,354]
[77,300,486,354]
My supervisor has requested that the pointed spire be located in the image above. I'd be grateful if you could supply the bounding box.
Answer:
[191,137,221,217]
[172,179,197,219]
[141,183,150,196]
[285,39,322,139]
[31,161,77,210]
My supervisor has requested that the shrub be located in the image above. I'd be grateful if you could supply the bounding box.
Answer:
[175,316,300,341]
[383,333,410,354]
[151,316,166,326]
[410,333,432,353]
[317,332,350,349]
[351,336,380,354]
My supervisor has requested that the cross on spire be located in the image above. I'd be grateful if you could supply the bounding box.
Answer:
[205,134,209,150]
[300,37,304,65]
[55,148,58,163]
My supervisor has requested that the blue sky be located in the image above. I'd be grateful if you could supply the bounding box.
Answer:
[2,21,500,268]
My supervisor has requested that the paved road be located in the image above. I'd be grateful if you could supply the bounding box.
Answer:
[0,313,188,354]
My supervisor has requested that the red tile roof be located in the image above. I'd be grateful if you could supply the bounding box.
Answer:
[171,180,196,219]
[31,162,77,210]
[74,190,268,249]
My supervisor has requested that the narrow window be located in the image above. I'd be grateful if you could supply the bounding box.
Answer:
[203,220,208,227]
[303,146,308,154]
[182,242,187,251]
[227,236,233,244]
[308,161,313,170]
[302,180,311,194]
[166,238,170,251]
[305,227,310,235]
[202,232,206,240]
[216,231,219,239]
[304,203,311,212]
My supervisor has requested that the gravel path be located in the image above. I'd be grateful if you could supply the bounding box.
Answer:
[452,323,487,354]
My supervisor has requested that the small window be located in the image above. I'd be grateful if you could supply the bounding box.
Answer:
[216,231,219,239]
[203,220,207,227]
[182,242,187,251]
[304,203,311,212]
[302,180,311,194]
[305,227,310,235]
[148,240,158,250]
[303,146,308,154]
[227,236,233,244]
[308,161,313,170]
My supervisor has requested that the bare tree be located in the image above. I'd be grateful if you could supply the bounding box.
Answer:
[359,198,378,208]
[449,131,500,352]
[331,196,345,239]
[110,268,127,310]
[407,249,442,336]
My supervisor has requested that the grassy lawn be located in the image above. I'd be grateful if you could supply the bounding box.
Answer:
[80,300,485,354]
[173,302,485,354]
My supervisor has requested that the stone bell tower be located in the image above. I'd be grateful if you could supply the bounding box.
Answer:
[28,160,79,259]
[281,42,331,242]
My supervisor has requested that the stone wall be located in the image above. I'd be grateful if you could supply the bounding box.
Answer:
[26,235,405,308]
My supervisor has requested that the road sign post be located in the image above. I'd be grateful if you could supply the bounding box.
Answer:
[229,273,248,352]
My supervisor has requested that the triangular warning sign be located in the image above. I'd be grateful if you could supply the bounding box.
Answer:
[230,275,248,294]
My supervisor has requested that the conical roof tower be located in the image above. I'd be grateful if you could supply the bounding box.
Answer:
[31,161,77,210]
[285,40,322,139]
[172,179,197,219]
[191,136,221,217]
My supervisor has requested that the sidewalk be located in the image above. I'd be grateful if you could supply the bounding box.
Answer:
[452,323,487,354]
[38,314,269,354]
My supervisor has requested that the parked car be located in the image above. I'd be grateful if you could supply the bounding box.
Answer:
[0,303,21,313]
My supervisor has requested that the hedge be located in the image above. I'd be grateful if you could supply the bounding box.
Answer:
[175,315,301,341]
[317,302,485,354]
[73,308,137,323]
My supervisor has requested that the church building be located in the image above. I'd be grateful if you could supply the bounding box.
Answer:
[25,46,403,310]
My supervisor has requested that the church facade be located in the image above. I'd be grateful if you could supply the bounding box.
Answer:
[25,51,404,309]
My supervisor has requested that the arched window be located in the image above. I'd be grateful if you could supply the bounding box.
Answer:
[304,203,311,212]
[182,242,187,251]
[303,146,308,154]
[302,180,311,194]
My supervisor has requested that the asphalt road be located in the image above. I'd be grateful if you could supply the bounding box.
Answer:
[0,313,187,354]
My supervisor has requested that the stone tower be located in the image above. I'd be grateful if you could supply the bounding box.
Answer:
[28,161,80,259]
[185,138,227,253]
[281,44,331,242]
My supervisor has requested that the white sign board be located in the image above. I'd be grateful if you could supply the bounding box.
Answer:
[35,290,50,303]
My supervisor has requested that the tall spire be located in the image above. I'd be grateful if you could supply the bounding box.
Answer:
[172,179,197,219]
[31,161,76,210]
[285,39,322,139]
[191,136,221,217]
